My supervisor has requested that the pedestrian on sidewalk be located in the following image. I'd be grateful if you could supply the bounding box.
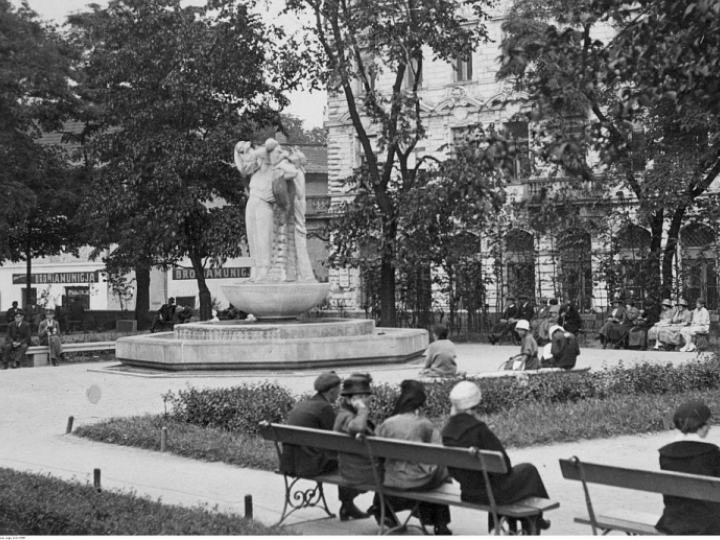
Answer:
[377,380,453,535]
[280,371,368,522]
[441,381,551,535]
[3,309,31,369]
[38,308,65,366]
[656,400,720,535]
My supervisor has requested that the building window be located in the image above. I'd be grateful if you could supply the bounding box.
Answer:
[504,120,531,181]
[404,57,422,89]
[558,230,592,312]
[454,54,473,82]
[681,223,719,309]
[504,229,535,299]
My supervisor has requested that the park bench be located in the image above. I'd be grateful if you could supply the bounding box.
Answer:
[559,456,720,535]
[25,341,115,367]
[259,422,558,535]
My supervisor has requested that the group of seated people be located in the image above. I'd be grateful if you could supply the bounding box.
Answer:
[488,295,583,347]
[598,296,709,352]
[281,372,718,536]
[281,373,552,535]
[150,297,195,332]
[502,319,580,371]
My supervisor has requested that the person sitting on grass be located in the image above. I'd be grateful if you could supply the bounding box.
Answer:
[280,372,368,522]
[656,400,720,535]
[419,324,457,378]
[540,325,579,370]
[441,381,551,535]
[377,380,453,535]
[501,320,539,371]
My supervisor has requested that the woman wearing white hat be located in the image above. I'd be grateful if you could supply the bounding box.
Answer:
[501,320,539,371]
[441,381,551,534]
[648,299,675,347]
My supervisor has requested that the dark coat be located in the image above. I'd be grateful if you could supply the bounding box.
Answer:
[558,305,582,334]
[5,321,31,346]
[441,413,548,505]
[656,440,720,535]
[5,307,19,323]
[280,394,337,477]
[518,301,535,321]
[546,331,580,370]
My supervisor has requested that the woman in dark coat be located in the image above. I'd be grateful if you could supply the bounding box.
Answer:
[441,381,551,534]
[558,300,582,335]
[656,400,720,535]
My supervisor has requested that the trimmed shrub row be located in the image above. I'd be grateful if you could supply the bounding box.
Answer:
[0,467,284,535]
[161,355,720,432]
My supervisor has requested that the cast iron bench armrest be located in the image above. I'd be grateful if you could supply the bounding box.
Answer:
[260,422,558,535]
[559,456,720,536]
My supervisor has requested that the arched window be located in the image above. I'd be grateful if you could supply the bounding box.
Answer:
[615,224,653,302]
[558,229,592,311]
[504,229,535,299]
[681,223,718,309]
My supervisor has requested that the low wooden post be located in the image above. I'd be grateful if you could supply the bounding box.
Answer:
[66,416,74,434]
[93,468,101,492]
[160,426,168,452]
[244,495,253,519]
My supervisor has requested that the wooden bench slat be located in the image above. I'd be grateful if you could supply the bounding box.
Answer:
[560,459,720,502]
[575,515,661,536]
[260,424,508,474]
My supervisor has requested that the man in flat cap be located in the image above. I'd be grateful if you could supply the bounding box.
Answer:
[280,371,368,522]
[3,309,31,369]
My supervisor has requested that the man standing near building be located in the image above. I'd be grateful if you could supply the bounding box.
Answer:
[3,310,31,369]
[280,372,369,522]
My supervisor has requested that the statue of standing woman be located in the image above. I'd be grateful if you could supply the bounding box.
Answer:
[233,138,317,283]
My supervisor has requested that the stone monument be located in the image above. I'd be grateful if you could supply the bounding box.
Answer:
[114,138,427,371]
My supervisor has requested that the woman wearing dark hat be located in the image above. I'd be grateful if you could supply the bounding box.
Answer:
[656,400,720,534]
[377,380,453,535]
[557,299,582,335]
[679,298,710,352]
[442,382,551,534]
[598,297,629,349]
[656,299,692,351]
[334,373,394,528]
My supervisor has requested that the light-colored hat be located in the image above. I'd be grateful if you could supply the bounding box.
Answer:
[449,381,482,415]
[661,299,673,307]
[548,325,564,337]
[677,299,689,307]
[515,319,530,331]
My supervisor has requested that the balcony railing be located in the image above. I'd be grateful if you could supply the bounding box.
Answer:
[307,196,332,215]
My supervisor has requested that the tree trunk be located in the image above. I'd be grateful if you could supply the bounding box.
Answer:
[662,206,687,297]
[648,209,664,295]
[190,253,212,320]
[134,262,151,330]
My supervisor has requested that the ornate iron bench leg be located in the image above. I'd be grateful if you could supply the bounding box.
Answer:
[276,475,335,526]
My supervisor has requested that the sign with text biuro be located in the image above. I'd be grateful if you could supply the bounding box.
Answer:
[172,267,250,280]
[12,271,100,285]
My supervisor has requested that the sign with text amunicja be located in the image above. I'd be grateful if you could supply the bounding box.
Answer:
[172,266,251,280]
[13,271,100,285]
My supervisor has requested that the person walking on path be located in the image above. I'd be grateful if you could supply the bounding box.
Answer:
[679,298,710,352]
[377,380,453,535]
[280,371,368,522]
[38,308,64,367]
[441,381,551,534]
[420,325,457,378]
[656,400,720,535]
[3,309,31,369]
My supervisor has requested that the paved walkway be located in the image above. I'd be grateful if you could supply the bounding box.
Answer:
[0,343,714,536]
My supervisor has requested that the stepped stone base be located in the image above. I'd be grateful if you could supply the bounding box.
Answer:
[116,318,428,371]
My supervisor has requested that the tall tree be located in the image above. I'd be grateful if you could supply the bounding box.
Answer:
[0,0,82,303]
[285,0,496,327]
[68,0,308,320]
[499,0,720,296]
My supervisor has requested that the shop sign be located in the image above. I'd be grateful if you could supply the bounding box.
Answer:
[172,266,250,280]
[12,271,100,285]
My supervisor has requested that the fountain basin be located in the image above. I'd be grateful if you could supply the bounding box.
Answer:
[220,282,331,319]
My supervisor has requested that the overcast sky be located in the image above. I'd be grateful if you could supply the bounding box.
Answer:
[19,0,326,129]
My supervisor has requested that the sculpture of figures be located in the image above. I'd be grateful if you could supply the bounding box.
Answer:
[233,138,317,283]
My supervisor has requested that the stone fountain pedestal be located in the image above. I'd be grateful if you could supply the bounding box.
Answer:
[116,281,427,372]
[115,317,427,371]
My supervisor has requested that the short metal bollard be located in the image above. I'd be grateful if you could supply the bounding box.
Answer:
[66,416,74,434]
[161,426,168,452]
[245,495,253,519]
[93,468,102,492]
